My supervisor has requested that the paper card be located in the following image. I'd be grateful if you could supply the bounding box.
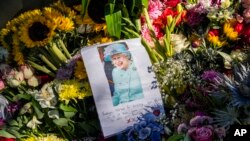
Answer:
[81,38,164,138]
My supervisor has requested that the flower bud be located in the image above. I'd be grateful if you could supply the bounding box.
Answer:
[14,71,24,82]
[6,77,21,87]
[20,65,34,79]
[27,76,39,87]
[0,79,5,91]
[177,3,183,13]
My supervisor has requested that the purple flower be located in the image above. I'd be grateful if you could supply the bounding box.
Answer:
[188,126,214,141]
[201,70,221,83]
[214,127,226,139]
[186,4,208,27]
[189,116,213,127]
[56,62,76,80]
[177,123,188,134]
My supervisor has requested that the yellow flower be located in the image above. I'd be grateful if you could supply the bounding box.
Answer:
[75,14,95,25]
[19,15,56,48]
[223,22,238,41]
[55,17,74,31]
[12,34,25,65]
[42,7,74,31]
[0,28,11,48]
[23,136,36,141]
[207,34,226,48]
[43,7,63,20]
[87,35,113,45]
[52,1,76,19]
[37,134,66,141]
[74,60,87,80]
[73,4,82,12]
[58,80,92,104]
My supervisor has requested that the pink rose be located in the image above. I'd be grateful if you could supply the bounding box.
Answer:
[19,65,34,79]
[0,79,5,91]
[188,126,214,141]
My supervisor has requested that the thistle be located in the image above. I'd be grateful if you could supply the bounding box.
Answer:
[224,64,250,107]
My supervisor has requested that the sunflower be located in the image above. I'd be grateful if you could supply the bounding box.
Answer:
[43,7,63,20]
[0,28,11,48]
[52,1,77,19]
[19,15,56,48]
[12,34,25,65]
[54,17,74,31]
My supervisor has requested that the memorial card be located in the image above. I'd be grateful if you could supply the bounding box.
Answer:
[81,38,164,137]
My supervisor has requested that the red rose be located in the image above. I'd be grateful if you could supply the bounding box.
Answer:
[234,23,244,33]
[164,0,180,8]
[242,24,250,43]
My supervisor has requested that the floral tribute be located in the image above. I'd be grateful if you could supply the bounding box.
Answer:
[0,0,250,141]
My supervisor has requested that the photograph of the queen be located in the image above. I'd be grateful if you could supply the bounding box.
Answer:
[99,43,144,106]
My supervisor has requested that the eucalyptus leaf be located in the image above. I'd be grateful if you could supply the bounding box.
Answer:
[53,118,69,127]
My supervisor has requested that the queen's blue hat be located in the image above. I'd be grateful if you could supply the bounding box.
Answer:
[104,43,131,61]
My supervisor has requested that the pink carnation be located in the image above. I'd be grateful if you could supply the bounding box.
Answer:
[148,0,163,20]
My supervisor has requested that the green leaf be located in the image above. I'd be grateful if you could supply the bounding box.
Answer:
[142,0,148,8]
[8,120,19,126]
[53,118,69,127]
[79,121,97,134]
[15,94,32,100]
[122,17,137,30]
[64,111,76,118]
[7,128,25,138]
[0,130,16,138]
[32,100,44,119]
[60,103,77,112]
[81,0,89,16]
[184,134,192,141]
[105,11,122,39]
[167,134,184,141]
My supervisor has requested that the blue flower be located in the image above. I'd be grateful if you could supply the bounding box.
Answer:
[138,127,151,140]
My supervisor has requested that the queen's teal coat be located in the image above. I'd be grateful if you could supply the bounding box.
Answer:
[112,61,143,106]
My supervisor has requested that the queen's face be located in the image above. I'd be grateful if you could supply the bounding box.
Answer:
[111,53,130,70]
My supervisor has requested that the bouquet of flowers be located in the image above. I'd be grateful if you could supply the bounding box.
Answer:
[1,0,250,140]
[0,0,112,140]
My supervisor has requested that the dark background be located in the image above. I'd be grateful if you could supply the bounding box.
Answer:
[0,0,79,29]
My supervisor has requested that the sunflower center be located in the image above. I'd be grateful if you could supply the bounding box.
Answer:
[28,22,50,41]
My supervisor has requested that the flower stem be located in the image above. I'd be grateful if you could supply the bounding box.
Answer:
[57,39,72,59]
[27,60,55,77]
[39,54,58,71]
[50,42,68,63]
